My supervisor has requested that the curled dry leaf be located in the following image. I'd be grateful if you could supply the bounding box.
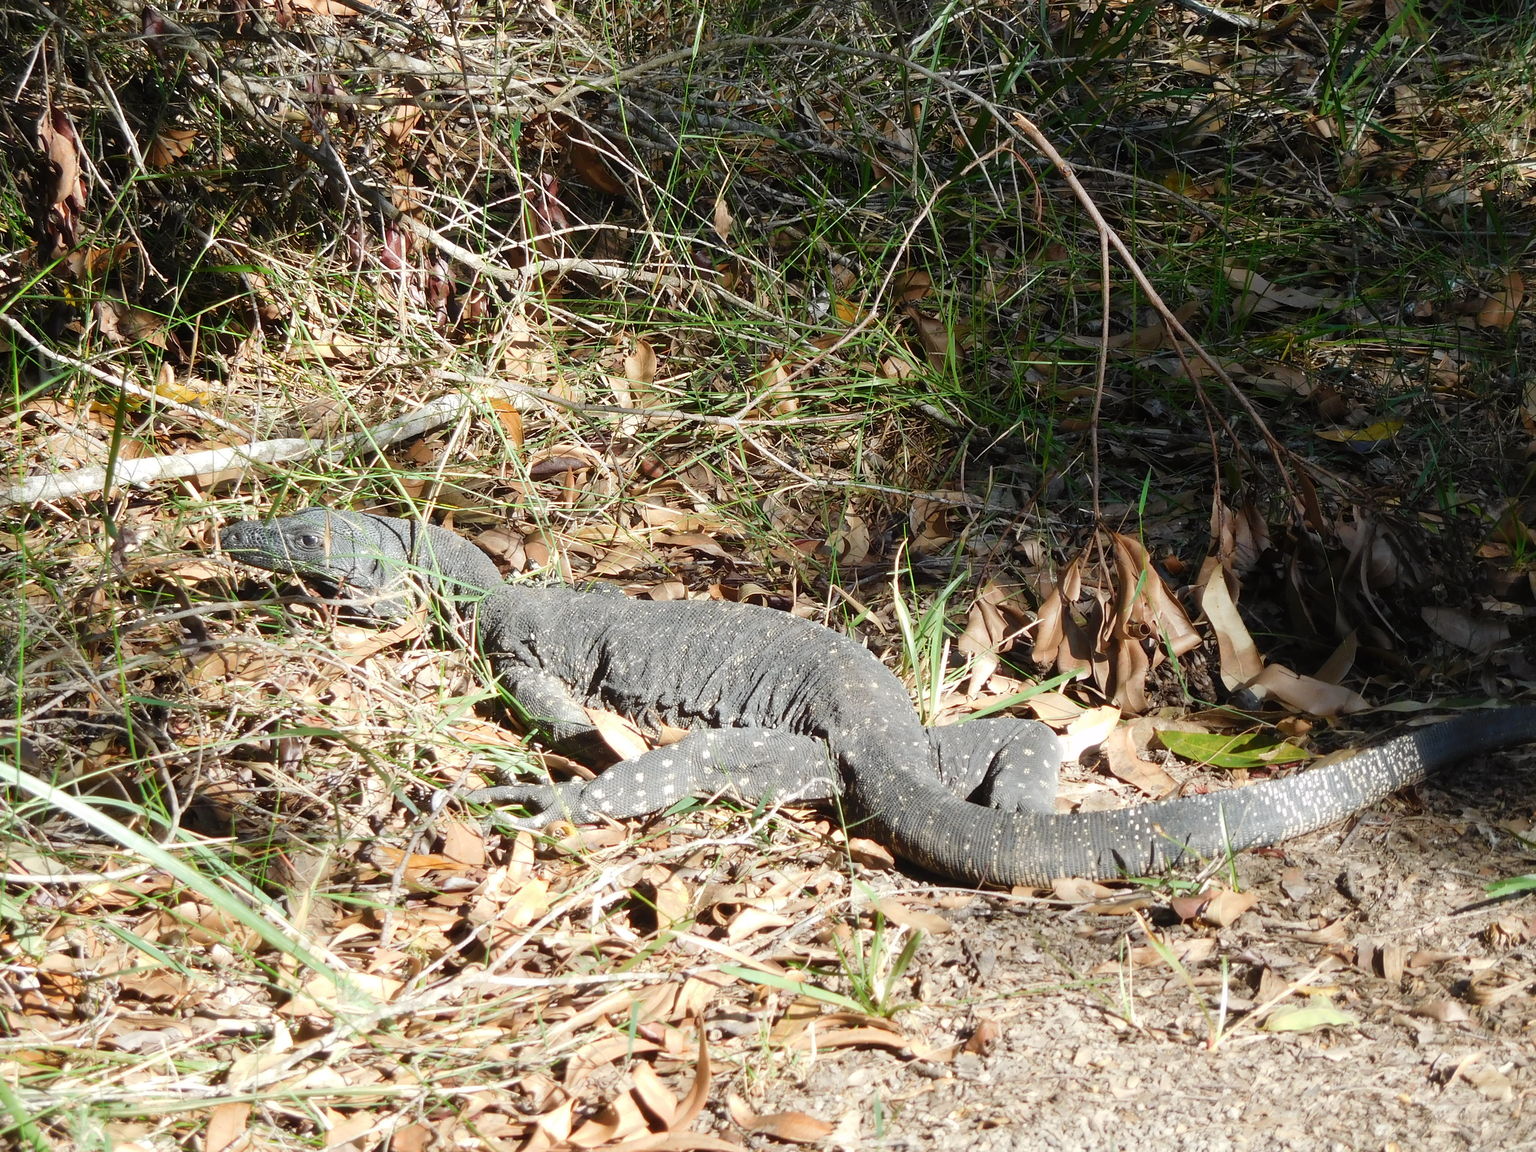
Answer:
[1284,919,1351,945]
[1026,690,1088,726]
[1050,876,1117,903]
[1336,516,1402,594]
[891,268,933,304]
[1223,262,1341,318]
[624,336,657,387]
[964,1018,1002,1056]
[474,873,553,936]
[1058,704,1118,760]
[1030,554,1098,685]
[290,0,360,15]
[754,354,800,415]
[725,907,796,943]
[1101,722,1177,798]
[321,1110,375,1148]
[673,1023,715,1123]
[1412,999,1471,1023]
[825,512,870,566]
[204,1101,250,1152]
[1198,888,1261,928]
[577,709,648,761]
[1454,1057,1515,1102]
[957,581,1031,696]
[438,819,487,868]
[655,532,733,562]
[187,648,288,701]
[36,106,86,256]
[783,1023,914,1056]
[527,443,607,481]
[870,897,951,935]
[563,1037,664,1090]
[148,127,197,168]
[902,306,951,368]
[727,1097,835,1145]
[908,492,969,554]
[1476,269,1524,331]
[630,1061,679,1129]
[1421,606,1510,659]
[563,118,630,197]
[1036,534,1202,712]
[1079,891,1155,916]
[844,836,897,869]
[1258,994,1358,1033]
[653,873,693,933]
[749,1113,837,1144]
[1312,632,1358,688]
[712,192,733,242]
[1198,559,1263,692]
[1111,533,1202,660]
[1251,664,1368,717]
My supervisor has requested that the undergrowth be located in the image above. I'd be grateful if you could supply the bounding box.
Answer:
[2,0,1534,1147]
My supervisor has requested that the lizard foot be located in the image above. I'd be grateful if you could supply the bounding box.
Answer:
[465,781,585,830]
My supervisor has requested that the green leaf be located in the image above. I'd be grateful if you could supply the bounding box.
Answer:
[1486,873,1536,899]
[1260,995,1358,1033]
[1156,730,1312,770]
[717,963,864,1014]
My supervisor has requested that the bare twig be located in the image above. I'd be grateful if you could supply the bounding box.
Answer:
[2,381,548,506]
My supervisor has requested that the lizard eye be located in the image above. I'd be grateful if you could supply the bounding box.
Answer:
[295,532,323,549]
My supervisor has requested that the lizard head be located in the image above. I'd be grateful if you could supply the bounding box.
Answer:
[220,508,417,618]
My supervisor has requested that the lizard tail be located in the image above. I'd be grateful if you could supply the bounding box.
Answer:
[865,707,1536,886]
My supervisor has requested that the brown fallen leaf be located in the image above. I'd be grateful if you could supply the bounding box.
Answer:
[1224,262,1341,317]
[1101,721,1177,798]
[1199,888,1260,928]
[204,1101,250,1152]
[964,1018,1002,1056]
[148,127,197,168]
[322,1109,375,1148]
[747,1112,836,1144]
[1198,560,1264,691]
[36,106,86,257]
[1051,876,1118,903]
[870,897,951,935]
[956,581,1030,696]
[784,1024,913,1055]
[585,706,653,761]
[1477,269,1524,330]
[1098,937,1216,972]
[1452,1054,1515,1101]
[728,1096,835,1144]
[1282,919,1351,945]
[1421,605,1510,659]
[844,837,896,870]
[1251,664,1368,716]
[1412,999,1470,1023]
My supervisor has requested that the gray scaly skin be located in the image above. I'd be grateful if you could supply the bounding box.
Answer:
[220,509,1536,887]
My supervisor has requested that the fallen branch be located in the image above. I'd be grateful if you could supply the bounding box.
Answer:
[3,382,546,507]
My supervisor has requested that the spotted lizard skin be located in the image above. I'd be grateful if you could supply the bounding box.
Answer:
[220,509,1536,886]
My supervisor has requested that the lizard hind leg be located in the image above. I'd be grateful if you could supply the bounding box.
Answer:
[929,718,1064,814]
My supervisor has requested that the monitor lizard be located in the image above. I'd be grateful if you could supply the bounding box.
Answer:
[220,508,1536,886]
